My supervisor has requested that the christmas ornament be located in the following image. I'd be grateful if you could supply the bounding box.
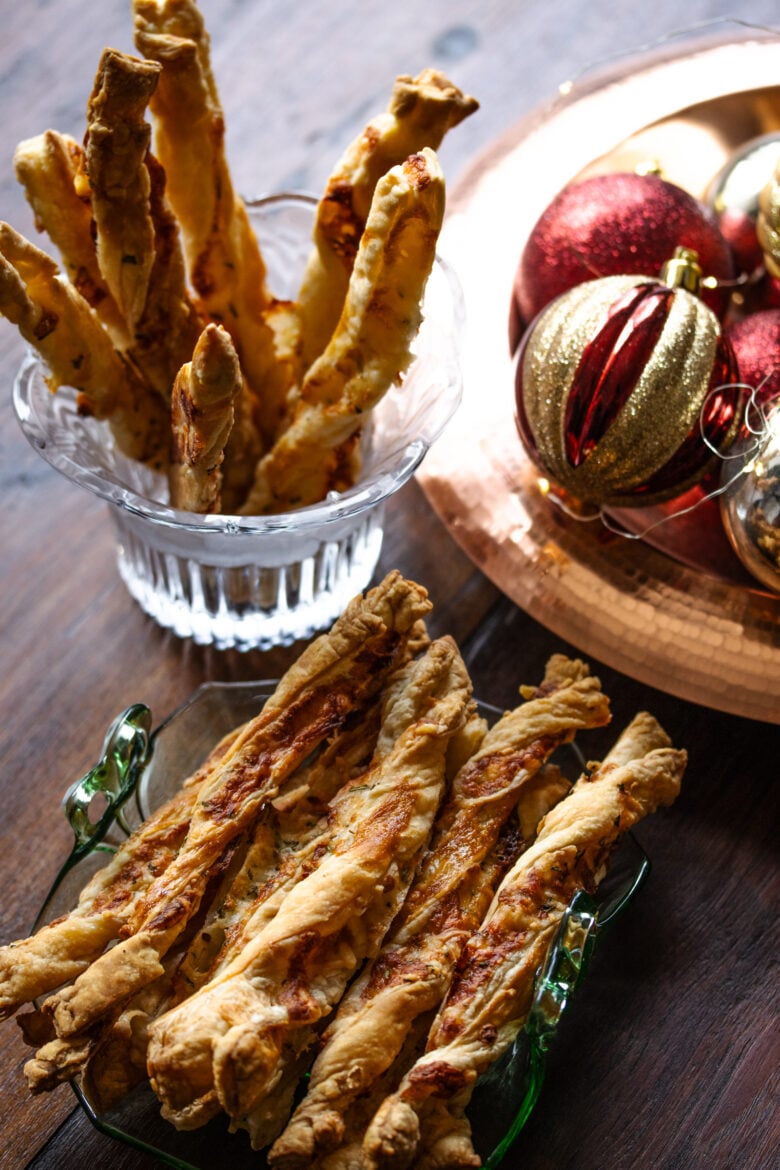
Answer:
[736,271,780,316]
[725,310,780,406]
[515,248,742,508]
[757,155,780,278]
[706,132,780,276]
[720,399,780,593]
[513,172,736,328]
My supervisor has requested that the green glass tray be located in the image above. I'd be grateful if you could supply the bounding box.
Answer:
[34,681,650,1170]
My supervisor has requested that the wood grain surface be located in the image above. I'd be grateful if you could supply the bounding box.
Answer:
[1,2,778,1169]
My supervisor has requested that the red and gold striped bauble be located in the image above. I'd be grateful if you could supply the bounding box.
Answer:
[515,249,743,507]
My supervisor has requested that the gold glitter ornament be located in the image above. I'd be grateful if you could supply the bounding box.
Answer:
[757,156,780,279]
[514,249,743,508]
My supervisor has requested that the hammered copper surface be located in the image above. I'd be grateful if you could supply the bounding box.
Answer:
[418,31,780,722]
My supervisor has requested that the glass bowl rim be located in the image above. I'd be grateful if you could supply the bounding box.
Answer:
[12,193,465,536]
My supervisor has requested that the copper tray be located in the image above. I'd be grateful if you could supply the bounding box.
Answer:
[419,25,780,724]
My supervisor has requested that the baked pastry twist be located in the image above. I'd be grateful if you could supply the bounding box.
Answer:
[169,322,243,512]
[269,656,609,1168]
[362,712,686,1170]
[298,68,477,366]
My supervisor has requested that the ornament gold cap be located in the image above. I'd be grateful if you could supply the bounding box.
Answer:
[660,246,702,294]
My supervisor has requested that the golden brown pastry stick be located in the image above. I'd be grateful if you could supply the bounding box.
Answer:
[259,297,306,443]
[38,573,430,1042]
[84,48,160,333]
[80,701,383,1112]
[168,322,242,512]
[134,0,218,95]
[145,637,471,1138]
[13,130,128,342]
[362,714,686,1170]
[268,657,608,1168]
[240,149,445,515]
[129,150,204,398]
[25,829,246,1098]
[0,222,167,463]
[314,1013,434,1170]
[136,706,386,1132]
[216,382,264,512]
[0,720,243,1026]
[15,120,202,397]
[134,1,285,443]
[298,69,477,367]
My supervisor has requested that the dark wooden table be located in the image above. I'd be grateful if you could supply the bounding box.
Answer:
[1,3,778,1168]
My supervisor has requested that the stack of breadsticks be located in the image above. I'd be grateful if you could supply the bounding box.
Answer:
[2,0,478,514]
[0,571,687,1168]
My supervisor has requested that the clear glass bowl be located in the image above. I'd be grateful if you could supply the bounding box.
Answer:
[33,683,650,1170]
[13,195,464,650]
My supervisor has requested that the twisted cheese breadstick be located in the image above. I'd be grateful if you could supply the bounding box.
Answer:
[129,149,203,398]
[241,149,445,514]
[35,573,429,1045]
[298,69,477,367]
[13,130,127,342]
[269,657,609,1168]
[84,48,160,333]
[0,222,167,463]
[363,713,686,1170]
[146,637,471,1138]
[133,0,285,445]
[169,322,242,512]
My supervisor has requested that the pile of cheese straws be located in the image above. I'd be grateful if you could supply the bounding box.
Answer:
[0,571,685,1169]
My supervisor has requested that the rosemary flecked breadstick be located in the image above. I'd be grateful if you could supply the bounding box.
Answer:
[133,0,284,442]
[13,130,127,341]
[240,149,445,514]
[34,574,430,1046]
[362,713,686,1170]
[297,69,477,367]
[169,323,242,512]
[0,222,167,463]
[128,150,203,398]
[84,48,161,333]
[269,656,609,1168]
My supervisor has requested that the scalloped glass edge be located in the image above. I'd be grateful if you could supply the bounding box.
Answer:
[12,195,465,537]
[33,682,650,1170]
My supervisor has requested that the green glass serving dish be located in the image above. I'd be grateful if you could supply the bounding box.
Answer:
[33,681,650,1170]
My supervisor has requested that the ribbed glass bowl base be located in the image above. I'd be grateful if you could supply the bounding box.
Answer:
[111,504,385,650]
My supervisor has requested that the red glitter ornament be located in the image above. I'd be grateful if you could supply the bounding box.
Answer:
[726,309,780,406]
[716,207,765,276]
[513,172,735,332]
[740,271,780,315]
